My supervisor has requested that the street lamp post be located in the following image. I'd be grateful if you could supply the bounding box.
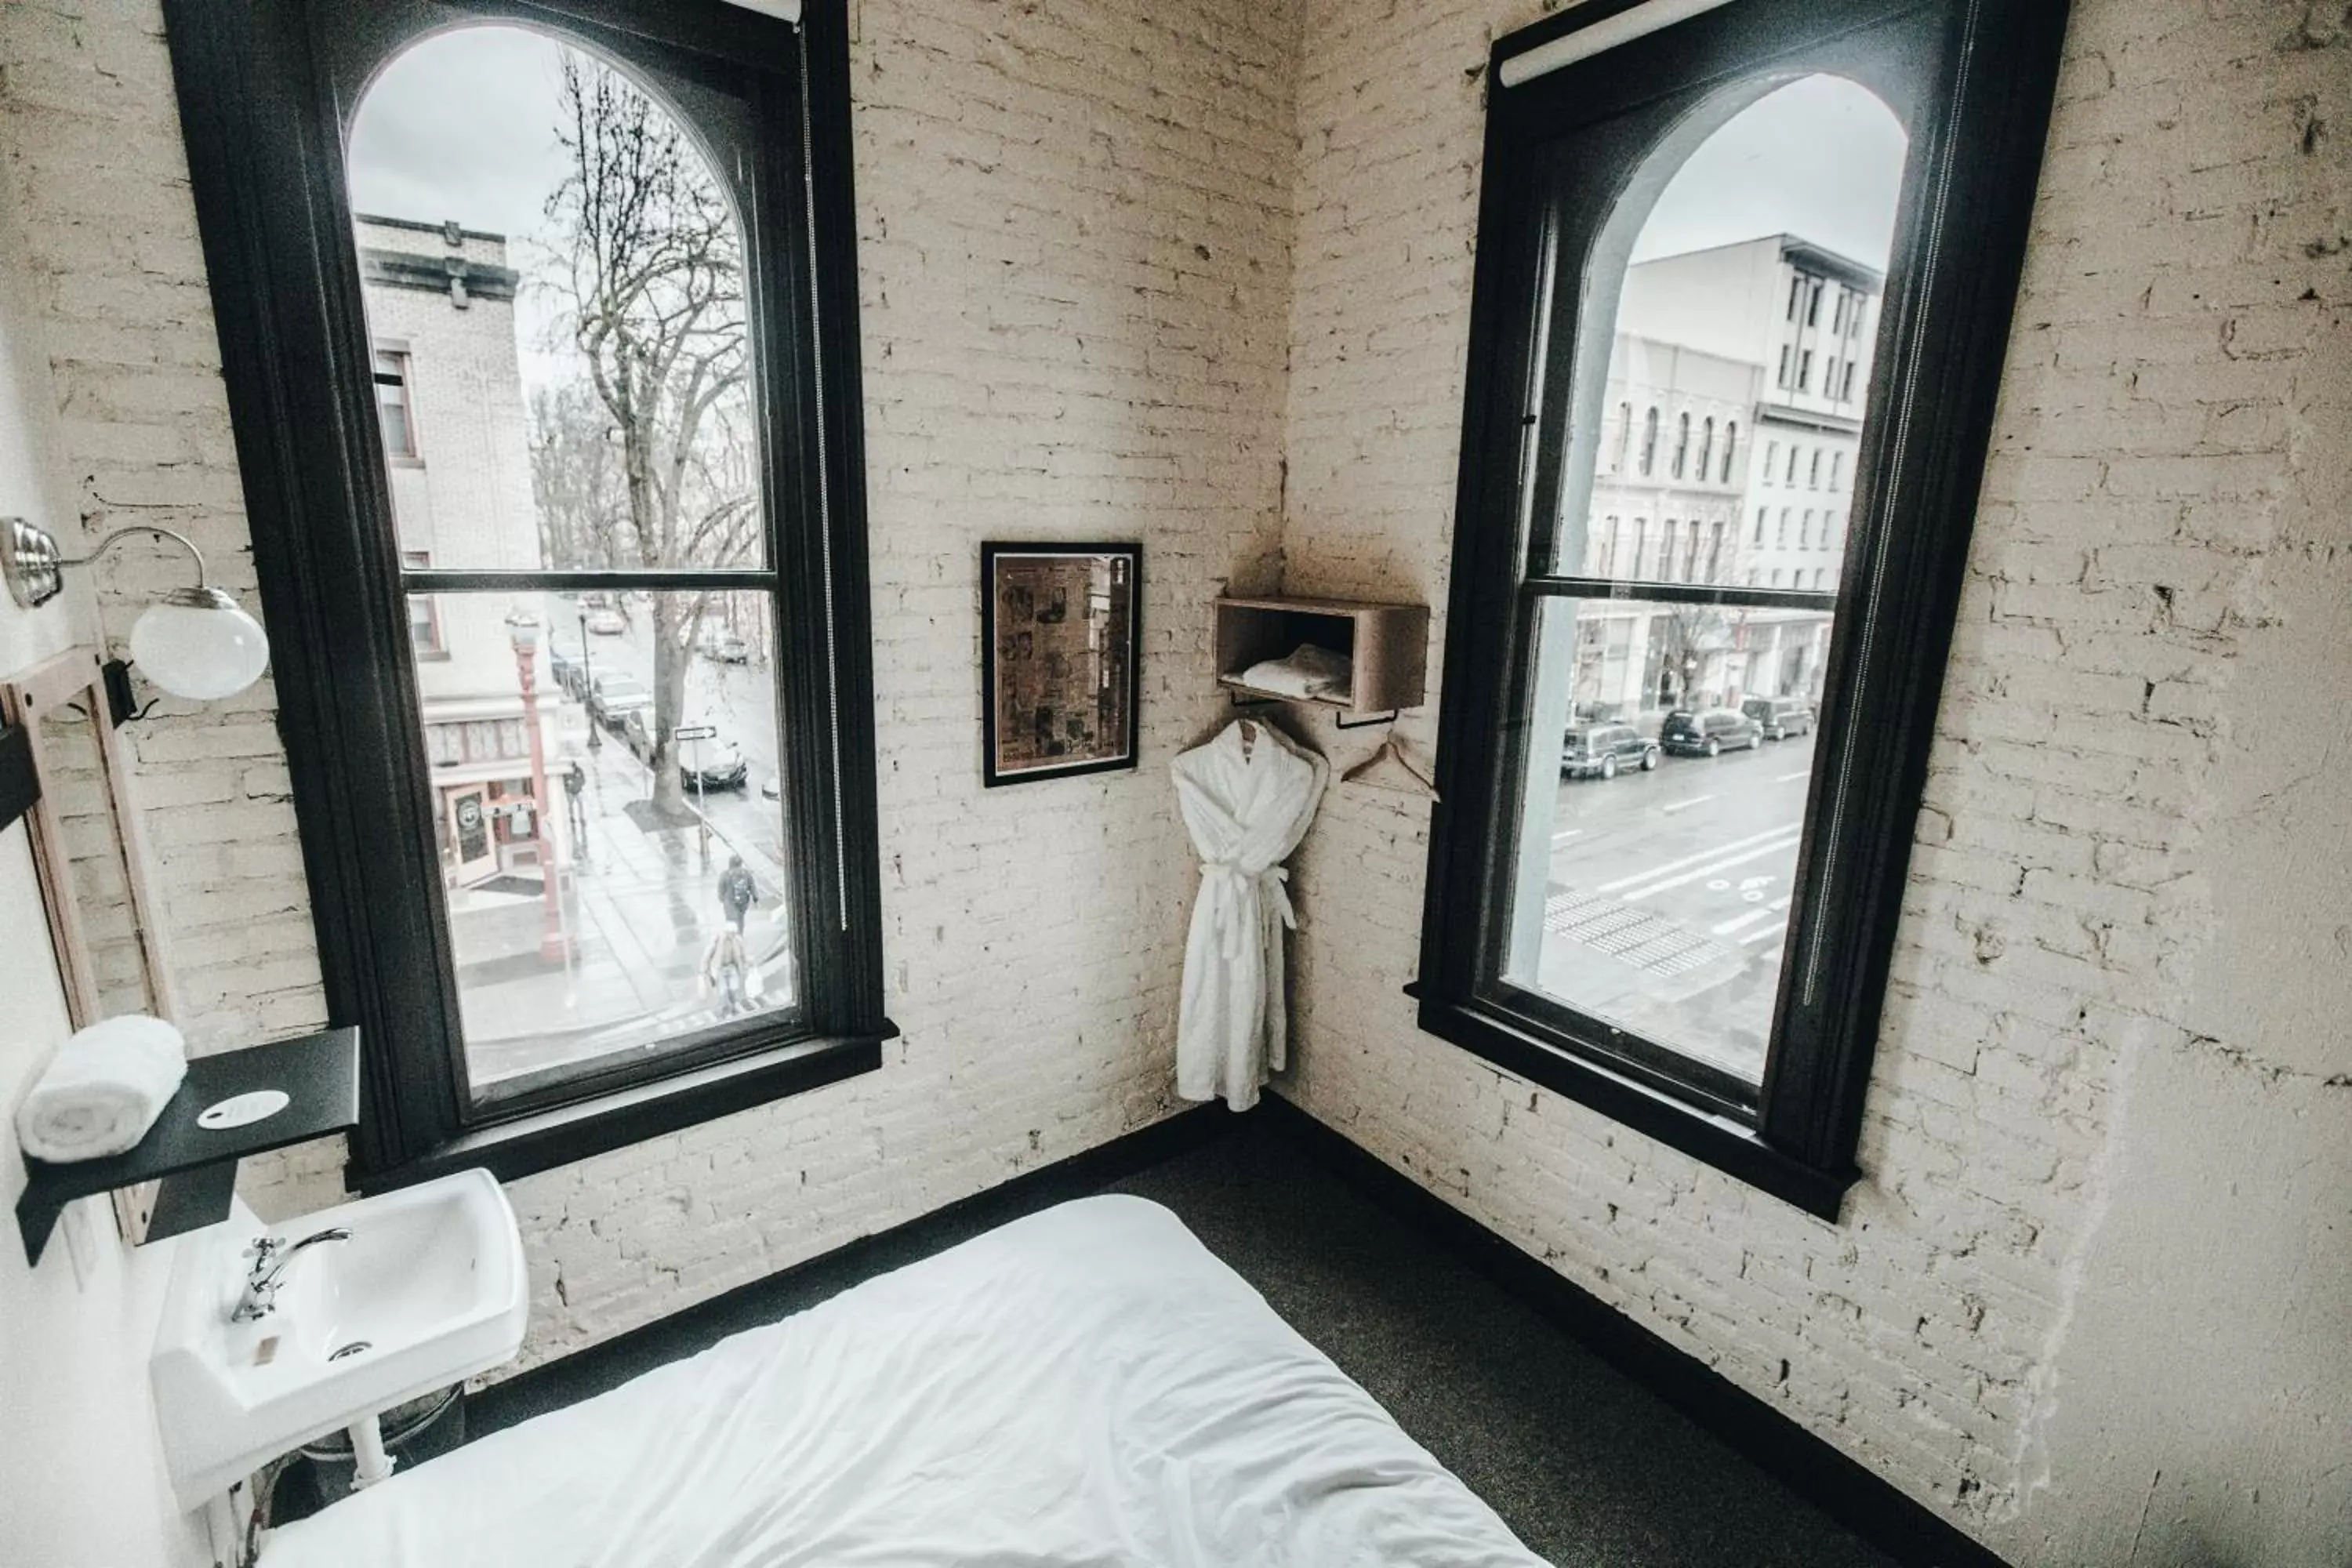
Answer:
[577,607,601,751]
[509,613,569,963]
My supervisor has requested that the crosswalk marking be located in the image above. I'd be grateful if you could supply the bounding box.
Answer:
[1543,891,1733,978]
[1591,822,1805,894]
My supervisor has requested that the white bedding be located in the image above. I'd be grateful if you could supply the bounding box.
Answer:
[263,1195,1547,1567]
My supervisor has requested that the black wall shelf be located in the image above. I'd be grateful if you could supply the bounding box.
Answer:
[15,1026,359,1266]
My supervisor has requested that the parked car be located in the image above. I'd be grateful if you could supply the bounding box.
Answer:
[1741,695,1816,742]
[589,676,651,728]
[697,625,750,664]
[1661,707,1762,757]
[678,737,748,791]
[622,712,749,790]
[1561,723,1660,780]
[584,608,627,636]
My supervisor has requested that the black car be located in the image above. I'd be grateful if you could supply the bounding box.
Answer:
[1741,695,1816,741]
[1562,723,1660,780]
[1660,707,1762,757]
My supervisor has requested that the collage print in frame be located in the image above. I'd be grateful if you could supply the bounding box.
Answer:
[980,543,1142,787]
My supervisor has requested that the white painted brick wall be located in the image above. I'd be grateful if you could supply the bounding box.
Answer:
[3,1,2342,1558]
[1274,0,2349,1558]
[0,0,1296,1362]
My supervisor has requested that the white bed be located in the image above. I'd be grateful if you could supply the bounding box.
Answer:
[262,1195,1548,1566]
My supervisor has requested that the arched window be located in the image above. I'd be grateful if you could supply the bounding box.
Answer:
[1697,417,1715,481]
[1720,421,1738,482]
[1639,407,1659,475]
[1672,412,1691,478]
[176,0,887,1178]
[1616,402,1634,471]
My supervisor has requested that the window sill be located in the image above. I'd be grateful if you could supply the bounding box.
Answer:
[358,1026,894,1193]
[1410,989,1854,1221]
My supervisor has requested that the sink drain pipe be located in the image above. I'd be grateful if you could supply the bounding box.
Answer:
[347,1414,396,1490]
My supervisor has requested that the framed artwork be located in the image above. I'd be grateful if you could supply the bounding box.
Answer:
[981,542,1142,787]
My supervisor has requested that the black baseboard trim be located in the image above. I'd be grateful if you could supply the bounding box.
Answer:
[471,1102,1242,1428]
[1254,1094,2012,1568]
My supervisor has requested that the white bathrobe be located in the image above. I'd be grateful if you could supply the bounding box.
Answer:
[1174,720,1327,1110]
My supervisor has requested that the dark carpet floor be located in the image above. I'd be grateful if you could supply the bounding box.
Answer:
[310,1116,1893,1566]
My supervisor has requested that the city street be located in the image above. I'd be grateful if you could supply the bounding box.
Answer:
[443,595,799,1095]
[1530,732,1817,1083]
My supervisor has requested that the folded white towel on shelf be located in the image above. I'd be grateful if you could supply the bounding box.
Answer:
[1239,643,1354,700]
[13,1014,187,1163]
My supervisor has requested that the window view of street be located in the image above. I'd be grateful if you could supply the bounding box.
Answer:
[1504,77,1909,1084]
[347,27,794,1100]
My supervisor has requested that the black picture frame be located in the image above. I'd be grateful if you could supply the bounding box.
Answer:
[978,543,1142,788]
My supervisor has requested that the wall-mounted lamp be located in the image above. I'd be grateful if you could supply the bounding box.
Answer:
[2,518,270,701]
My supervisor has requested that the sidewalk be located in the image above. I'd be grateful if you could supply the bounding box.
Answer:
[446,706,800,1088]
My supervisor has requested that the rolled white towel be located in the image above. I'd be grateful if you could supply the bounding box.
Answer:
[14,1014,187,1163]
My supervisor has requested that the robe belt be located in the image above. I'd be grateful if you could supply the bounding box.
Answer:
[1201,862,1295,959]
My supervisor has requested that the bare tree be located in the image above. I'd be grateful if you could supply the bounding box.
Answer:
[544,53,759,814]
[529,382,624,571]
[1653,606,1729,710]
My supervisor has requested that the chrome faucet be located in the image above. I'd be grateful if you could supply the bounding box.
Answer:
[232,1227,352,1322]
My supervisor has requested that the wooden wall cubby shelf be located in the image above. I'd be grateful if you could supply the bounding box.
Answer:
[1214,595,1430,720]
[14,1027,360,1266]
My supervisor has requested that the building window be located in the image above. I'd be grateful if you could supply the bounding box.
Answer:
[1762,440,1778,482]
[1753,506,1767,544]
[1696,416,1714,481]
[1798,349,1813,390]
[1720,420,1737,483]
[1672,412,1690,478]
[1777,344,1791,387]
[402,550,445,657]
[1842,360,1860,399]
[1787,445,1802,485]
[1659,521,1679,581]
[373,347,417,459]
[1802,509,1815,545]
[169,0,891,1185]
[1615,401,1633,471]
[1778,507,1791,545]
[1421,0,2061,1215]
[1788,274,1805,320]
[1809,448,1824,488]
[1597,516,1620,575]
[1830,452,1844,491]
[1639,406,1660,475]
[1806,278,1824,326]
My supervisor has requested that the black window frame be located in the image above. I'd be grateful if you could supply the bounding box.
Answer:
[1418,0,2067,1218]
[162,0,891,1189]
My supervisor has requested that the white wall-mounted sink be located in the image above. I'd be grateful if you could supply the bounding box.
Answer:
[151,1167,527,1512]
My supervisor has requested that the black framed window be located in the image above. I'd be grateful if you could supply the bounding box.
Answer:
[164,0,888,1186]
[1419,0,2067,1217]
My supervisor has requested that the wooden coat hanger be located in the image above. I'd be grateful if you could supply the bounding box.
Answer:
[1340,731,1438,800]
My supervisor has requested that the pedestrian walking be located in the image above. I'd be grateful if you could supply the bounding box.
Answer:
[717,855,757,932]
[563,760,588,839]
[701,927,751,1018]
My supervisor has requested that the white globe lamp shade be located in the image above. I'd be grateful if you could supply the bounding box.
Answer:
[129,589,270,700]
